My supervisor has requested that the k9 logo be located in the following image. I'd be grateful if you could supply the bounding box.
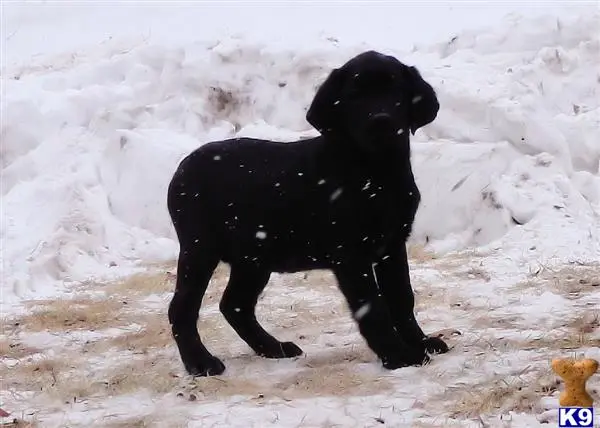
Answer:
[558,407,594,427]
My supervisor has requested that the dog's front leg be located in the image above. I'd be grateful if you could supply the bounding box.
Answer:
[374,244,449,355]
[333,262,429,369]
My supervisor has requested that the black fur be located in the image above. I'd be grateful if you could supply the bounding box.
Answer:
[167,50,448,377]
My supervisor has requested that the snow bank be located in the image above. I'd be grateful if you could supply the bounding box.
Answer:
[2,7,599,306]
[416,12,600,174]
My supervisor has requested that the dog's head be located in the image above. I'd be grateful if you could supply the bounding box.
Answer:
[306,51,439,152]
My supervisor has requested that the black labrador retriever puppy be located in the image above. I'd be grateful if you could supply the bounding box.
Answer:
[167,50,449,377]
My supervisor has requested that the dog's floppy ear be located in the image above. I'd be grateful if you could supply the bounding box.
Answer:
[406,66,440,135]
[306,68,345,134]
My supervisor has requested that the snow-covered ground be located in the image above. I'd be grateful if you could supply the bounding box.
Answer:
[1,1,599,427]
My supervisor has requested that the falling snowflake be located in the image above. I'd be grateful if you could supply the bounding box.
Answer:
[256,231,267,239]
[354,303,371,321]
[330,188,343,201]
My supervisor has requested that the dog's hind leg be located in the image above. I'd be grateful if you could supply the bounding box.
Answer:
[168,245,223,377]
[220,263,303,359]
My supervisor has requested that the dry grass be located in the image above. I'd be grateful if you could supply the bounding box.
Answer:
[3,305,360,402]
[172,355,391,400]
[412,420,475,428]
[569,311,600,334]
[445,248,494,261]
[82,315,172,355]
[184,375,263,399]
[408,244,438,263]
[81,300,253,356]
[475,313,600,352]
[429,262,493,284]
[139,259,177,271]
[14,298,127,332]
[407,242,492,265]
[458,328,600,353]
[0,340,42,360]
[294,270,338,291]
[469,314,523,331]
[99,356,182,396]
[518,262,600,297]
[414,285,466,312]
[101,418,154,428]
[0,261,390,425]
[260,296,348,329]
[0,419,38,428]
[2,260,354,405]
[422,248,494,274]
[6,352,179,400]
[104,262,232,300]
[101,416,186,428]
[543,264,600,294]
[7,256,596,425]
[404,303,598,422]
[274,365,393,399]
[3,357,72,394]
[447,368,559,418]
[455,266,492,282]
[301,347,376,368]
[104,272,173,297]
[510,333,600,351]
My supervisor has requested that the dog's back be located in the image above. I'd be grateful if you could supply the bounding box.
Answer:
[168,136,418,273]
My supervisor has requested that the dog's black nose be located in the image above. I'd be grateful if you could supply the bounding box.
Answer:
[367,113,394,135]
[370,112,392,124]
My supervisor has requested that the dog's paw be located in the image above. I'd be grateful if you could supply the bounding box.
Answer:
[185,355,226,377]
[423,336,449,354]
[381,348,430,370]
[257,341,304,359]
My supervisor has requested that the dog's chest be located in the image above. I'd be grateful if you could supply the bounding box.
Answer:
[320,176,419,251]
